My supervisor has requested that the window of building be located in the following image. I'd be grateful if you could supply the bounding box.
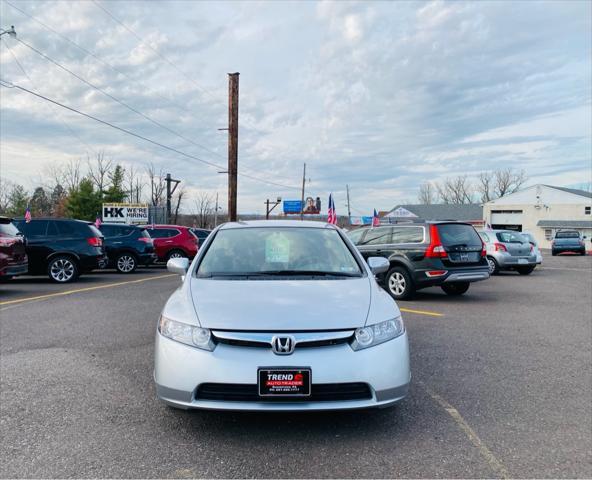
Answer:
[490,210,524,214]
[545,229,553,240]
[585,206,591,215]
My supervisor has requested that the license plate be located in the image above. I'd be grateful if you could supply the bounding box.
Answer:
[258,368,311,397]
[518,258,528,264]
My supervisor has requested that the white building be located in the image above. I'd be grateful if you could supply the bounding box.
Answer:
[483,184,592,248]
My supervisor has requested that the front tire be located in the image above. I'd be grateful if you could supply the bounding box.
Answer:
[166,250,187,261]
[486,256,499,275]
[441,282,470,296]
[517,266,535,275]
[48,255,79,283]
[115,253,137,273]
[385,266,415,300]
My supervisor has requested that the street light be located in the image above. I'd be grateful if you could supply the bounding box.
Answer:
[265,197,282,220]
[0,26,16,38]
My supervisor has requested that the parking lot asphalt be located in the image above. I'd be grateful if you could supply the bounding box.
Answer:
[1,257,591,478]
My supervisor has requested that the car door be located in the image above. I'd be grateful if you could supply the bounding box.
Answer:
[100,225,121,258]
[16,220,50,271]
[391,226,427,261]
[355,226,394,260]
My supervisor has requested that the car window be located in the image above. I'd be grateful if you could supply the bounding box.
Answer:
[197,227,362,277]
[479,232,490,242]
[0,222,20,236]
[392,227,423,244]
[358,227,392,245]
[100,225,118,237]
[57,221,82,237]
[555,231,579,239]
[146,228,164,238]
[168,229,181,237]
[46,222,59,236]
[436,224,482,247]
[346,228,366,244]
[19,220,48,237]
[496,231,525,243]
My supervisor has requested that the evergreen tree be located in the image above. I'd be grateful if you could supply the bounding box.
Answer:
[7,184,29,217]
[50,184,67,216]
[103,165,127,203]
[30,187,51,216]
[65,178,102,221]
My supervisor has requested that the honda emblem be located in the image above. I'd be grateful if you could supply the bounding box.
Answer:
[271,335,296,355]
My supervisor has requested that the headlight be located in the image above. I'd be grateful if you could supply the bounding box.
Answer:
[350,317,404,351]
[158,316,215,351]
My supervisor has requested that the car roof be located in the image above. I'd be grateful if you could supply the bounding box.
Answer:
[219,220,337,230]
[148,224,187,229]
[13,217,89,224]
[101,222,143,228]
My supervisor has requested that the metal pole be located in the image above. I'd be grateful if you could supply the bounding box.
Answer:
[228,73,239,222]
[300,162,306,221]
[166,173,171,223]
[265,199,270,220]
[214,192,219,227]
[346,184,351,219]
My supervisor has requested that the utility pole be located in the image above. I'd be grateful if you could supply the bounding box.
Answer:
[265,197,282,220]
[299,162,306,220]
[214,192,219,227]
[228,72,239,222]
[165,173,180,224]
[346,184,351,219]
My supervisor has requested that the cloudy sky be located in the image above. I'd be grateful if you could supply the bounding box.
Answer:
[0,0,590,215]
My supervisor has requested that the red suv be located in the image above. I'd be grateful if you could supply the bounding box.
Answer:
[145,225,199,262]
[0,216,28,279]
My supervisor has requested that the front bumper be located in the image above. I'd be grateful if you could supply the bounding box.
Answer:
[0,261,28,277]
[154,331,410,411]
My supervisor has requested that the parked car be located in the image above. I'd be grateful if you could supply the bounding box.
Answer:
[478,229,537,275]
[155,220,410,411]
[348,221,489,300]
[0,216,28,279]
[145,225,199,262]
[190,228,211,245]
[98,223,157,273]
[12,218,106,283]
[551,230,586,256]
[520,231,543,264]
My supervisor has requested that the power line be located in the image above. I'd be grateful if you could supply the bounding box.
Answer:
[1,37,98,155]
[0,79,301,191]
[91,0,224,107]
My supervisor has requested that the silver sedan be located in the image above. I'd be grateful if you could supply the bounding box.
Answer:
[154,220,410,411]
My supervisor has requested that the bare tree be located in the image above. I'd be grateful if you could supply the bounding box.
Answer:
[193,192,214,228]
[126,165,145,203]
[63,158,83,193]
[418,182,437,204]
[146,162,165,206]
[0,177,13,213]
[436,175,474,204]
[494,168,527,198]
[477,171,495,203]
[87,151,112,195]
[172,186,186,224]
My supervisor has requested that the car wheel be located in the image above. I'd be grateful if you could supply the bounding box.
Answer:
[48,256,79,283]
[486,256,499,275]
[517,266,535,275]
[551,251,557,256]
[167,250,186,261]
[385,267,414,300]
[116,253,137,273]
[441,282,470,296]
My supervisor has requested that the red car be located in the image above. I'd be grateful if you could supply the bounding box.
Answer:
[0,216,28,279]
[145,225,199,262]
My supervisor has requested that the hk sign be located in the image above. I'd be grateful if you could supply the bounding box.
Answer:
[102,203,149,224]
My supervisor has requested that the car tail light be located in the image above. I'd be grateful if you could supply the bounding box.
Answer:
[481,240,486,257]
[425,225,448,258]
[530,244,534,252]
[494,242,507,252]
[138,237,153,244]
[87,237,102,247]
[0,236,17,247]
[426,270,448,277]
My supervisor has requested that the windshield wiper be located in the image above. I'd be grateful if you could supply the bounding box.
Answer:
[255,269,360,277]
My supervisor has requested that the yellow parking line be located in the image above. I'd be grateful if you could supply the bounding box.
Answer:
[400,307,443,317]
[422,383,510,479]
[0,274,176,307]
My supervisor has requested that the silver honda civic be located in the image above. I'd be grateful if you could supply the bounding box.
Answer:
[154,220,410,411]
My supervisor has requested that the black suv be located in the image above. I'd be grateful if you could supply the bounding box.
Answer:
[348,221,489,299]
[99,223,157,273]
[13,218,106,283]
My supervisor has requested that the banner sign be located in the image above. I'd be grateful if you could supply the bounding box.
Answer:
[349,216,373,225]
[102,203,149,224]
[283,197,322,215]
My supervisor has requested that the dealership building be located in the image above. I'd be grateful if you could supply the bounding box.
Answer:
[483,184,592,248]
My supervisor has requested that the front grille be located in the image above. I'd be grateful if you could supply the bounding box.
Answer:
[196,382,372,402]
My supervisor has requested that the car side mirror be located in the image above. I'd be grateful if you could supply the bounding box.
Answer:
[167,257,189,276]
[367,256,389,275]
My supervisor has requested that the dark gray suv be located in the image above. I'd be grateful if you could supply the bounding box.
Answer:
[348,221,490,300]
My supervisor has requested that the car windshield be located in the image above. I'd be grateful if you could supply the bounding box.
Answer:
[496,231,525,243]
[196,227,363,278]
[436,224,482,247]
[555,231,580,239]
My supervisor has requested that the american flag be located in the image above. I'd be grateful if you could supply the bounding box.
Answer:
[24,206,32,223]
[94,214,102,228]
[372,209,380,227]
[327,193,337,225]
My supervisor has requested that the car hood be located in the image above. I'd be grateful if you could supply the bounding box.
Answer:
[189,277,371,331]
